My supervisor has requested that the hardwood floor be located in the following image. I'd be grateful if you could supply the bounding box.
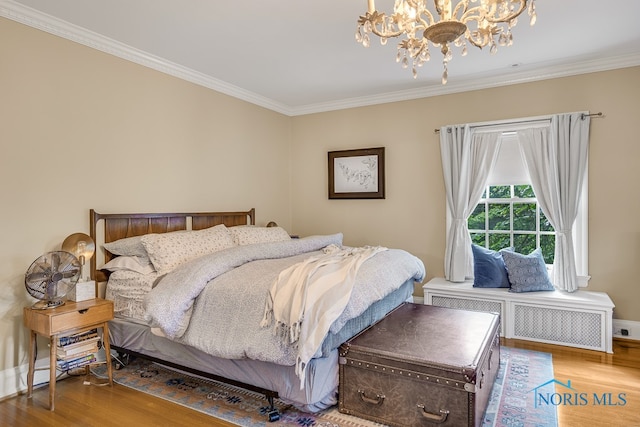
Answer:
[503,338,640,427]
[1,339,638,426]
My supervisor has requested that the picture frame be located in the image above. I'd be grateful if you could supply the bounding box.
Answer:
[328,147,385,199]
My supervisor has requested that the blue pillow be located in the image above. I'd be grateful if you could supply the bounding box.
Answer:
[471,244,511,288]
[500,248,555,293]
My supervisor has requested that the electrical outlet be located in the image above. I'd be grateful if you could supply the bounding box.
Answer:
[614,326,633,338]
[613,320,639,341]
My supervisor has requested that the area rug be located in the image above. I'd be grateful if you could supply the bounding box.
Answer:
[94,347,557,427]
[482,347,557,427]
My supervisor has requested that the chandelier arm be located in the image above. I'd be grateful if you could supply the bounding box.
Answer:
[469,0,527,24]
[370,26,404,38]
[466,32,487,49]
[420,9,435,27]
[451,0,470,20]
[411,13,430,36]
[459,6,487,24]
[405,0,422,12]
[463,16,494,48]
[432,0,445,17]
[375,16,403,38]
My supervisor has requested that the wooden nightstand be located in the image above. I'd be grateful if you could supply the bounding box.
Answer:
[23,298,114,410]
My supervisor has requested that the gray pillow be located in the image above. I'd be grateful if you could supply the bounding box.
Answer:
[500,248,554,293]
[104,235,150,259]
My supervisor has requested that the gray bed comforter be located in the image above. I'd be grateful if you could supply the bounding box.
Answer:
[144,234,425,367]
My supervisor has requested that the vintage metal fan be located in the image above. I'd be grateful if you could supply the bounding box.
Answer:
[24,251,81,309]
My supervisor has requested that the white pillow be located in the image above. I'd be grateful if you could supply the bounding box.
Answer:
[229,225,291,245]
[101,256,156,275]
[141,224,236,274]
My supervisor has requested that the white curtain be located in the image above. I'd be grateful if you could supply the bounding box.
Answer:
[440,126,502,282]
[517,113,590,292]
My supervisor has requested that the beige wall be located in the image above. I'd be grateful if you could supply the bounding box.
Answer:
[2,16,639,393]
[290,68,640,324]
[1,18,291,385]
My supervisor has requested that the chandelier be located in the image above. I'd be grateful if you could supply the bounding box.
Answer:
[355,0,537,84]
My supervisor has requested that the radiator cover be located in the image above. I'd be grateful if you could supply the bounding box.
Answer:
[512,303,603,349]
[423,278,614,353]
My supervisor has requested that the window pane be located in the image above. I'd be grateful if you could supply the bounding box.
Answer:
[513,202,536,231]
[540,234,555,264]
[468,204,485,230]
[489,185,510,198]
[471,233,486,246]
[513,233,536,254]
[488,203,510,230]
[489,233,510,251]
[514,184,535,198]
[540,209,554,232]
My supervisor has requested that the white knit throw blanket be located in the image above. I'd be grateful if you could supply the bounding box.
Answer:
[261,244,387,387]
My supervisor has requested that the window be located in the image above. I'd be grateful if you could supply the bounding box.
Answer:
[466,132,589,285]
[440,115,590,289]
[468,184,556,263]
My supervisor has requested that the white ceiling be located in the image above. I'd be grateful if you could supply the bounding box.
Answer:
[3,0,640,116]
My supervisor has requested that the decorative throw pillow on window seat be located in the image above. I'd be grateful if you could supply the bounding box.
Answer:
[500,248,555,293]
[471,244,511,288]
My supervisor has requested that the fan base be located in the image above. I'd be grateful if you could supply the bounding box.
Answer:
[32,299,65,310]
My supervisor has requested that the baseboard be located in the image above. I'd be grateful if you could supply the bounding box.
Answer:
[0,348,109,402]
[0,359,50,402]
[613,319,640,340]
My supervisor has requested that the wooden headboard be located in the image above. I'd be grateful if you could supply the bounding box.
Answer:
[89,208,255,283]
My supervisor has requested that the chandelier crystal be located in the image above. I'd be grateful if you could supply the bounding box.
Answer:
[355,0,537,84]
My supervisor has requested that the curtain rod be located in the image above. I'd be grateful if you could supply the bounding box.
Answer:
[434,112,604,133]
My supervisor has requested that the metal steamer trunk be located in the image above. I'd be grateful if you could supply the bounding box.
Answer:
[338,303,500,427]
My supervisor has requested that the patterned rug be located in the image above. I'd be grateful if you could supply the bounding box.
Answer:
[482,347,557,427]
[94,347,556,427]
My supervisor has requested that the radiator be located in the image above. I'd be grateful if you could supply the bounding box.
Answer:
[512,303,603,349]
[431,295,505,336]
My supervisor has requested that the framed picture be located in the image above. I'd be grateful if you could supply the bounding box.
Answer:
[328,147,385,199]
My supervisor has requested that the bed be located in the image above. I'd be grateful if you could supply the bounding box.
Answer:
[89,208,425,420]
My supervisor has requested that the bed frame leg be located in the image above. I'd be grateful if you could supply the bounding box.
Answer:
[113,351,132,370]
[266,396,280,422]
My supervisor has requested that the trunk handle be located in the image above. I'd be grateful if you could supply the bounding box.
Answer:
[357,389,385,405]
[417,405,450,423]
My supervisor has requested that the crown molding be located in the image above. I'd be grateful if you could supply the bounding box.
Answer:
[291,52,640,116]
[0,1,294,115]
[3,0,639,117]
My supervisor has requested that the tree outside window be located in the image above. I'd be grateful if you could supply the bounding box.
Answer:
[468,184,555,264]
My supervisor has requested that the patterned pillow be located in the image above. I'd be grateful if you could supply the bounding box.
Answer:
[500,248,555,293]
[471,244,511,288]
[228,225,291,245]
[141,224,236,274]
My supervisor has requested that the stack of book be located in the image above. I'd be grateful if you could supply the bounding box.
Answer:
[56,329,100,371]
